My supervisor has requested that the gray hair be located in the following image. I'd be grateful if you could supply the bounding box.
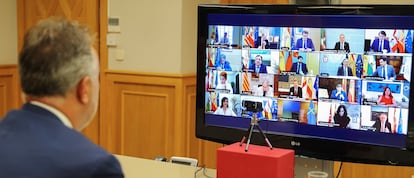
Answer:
[19,17,95,97]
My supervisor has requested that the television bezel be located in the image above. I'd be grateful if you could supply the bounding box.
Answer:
[196,4,414,166]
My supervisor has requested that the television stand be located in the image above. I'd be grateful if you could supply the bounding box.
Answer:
[239,113,273,152]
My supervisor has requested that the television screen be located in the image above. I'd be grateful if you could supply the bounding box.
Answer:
[197,5,414,165]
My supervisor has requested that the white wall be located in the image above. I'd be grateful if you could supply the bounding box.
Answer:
[0,0,17,64]
[108,0,219,74]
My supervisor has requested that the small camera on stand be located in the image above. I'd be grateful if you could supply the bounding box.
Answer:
[242,100,263,113]
[240,100,272,152]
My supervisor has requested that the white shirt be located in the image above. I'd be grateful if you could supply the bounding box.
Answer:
[216,83,233,94]
[214,107,236,116]
[30,101,73,128]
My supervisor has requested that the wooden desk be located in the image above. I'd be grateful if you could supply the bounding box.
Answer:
[115,155,216,178]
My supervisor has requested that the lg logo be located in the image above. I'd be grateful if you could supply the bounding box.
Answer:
[291,141,301,147]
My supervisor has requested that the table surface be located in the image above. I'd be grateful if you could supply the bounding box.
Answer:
[115,155,217,178]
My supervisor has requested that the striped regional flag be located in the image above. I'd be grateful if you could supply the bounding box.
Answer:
[348,79,355,103]
[242,72,250,92]
[302,77,313,100]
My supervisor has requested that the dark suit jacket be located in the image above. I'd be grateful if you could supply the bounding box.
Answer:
[0,103,124,178]
[290,62,308,75]
[372,120,392,132]
[294,38,315,51]
[370,39,391,52]
[248,64,268,73]
[289,86,302,98]
[372,64,396,79]
[334,41,350,52]
[337,66,353,76]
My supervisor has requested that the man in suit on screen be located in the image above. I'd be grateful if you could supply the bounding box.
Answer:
[290,56,308,75]
[371,58,396,80]
[330,84,348,101]
[334,34,350,53]
[249,55,268,74]
[337,58,353,76]
[294,30,315,51]
[370,31,391,53]
[289,79,302,98]
[0,17,124,177]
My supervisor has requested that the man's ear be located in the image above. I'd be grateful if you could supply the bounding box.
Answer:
[77,76,91,104]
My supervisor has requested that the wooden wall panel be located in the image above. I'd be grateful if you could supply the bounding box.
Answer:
[100,71,222,168]
[17,0,100,144]
[0,65,20,118]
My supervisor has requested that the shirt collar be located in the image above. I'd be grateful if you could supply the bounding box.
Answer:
[30,101,73,128]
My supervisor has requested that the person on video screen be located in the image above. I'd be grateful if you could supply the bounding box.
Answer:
[371,58,396,80]
[337,58,353,76]
[377,87,397,106]
[290,56,308,75]
[255,33,270,49]
[330,83,348,101]
[219,32,229,45]
[334,34,350,53]
[372,113,392,133]
[370,31,391,53]
[216,71,233,93]
[255,80,274,97]
[249,55,268,74]
[216,54,232,71]
[214,97,236,116]
[334,105,350,128]
[289,79,302,98]
[294,30,315,51]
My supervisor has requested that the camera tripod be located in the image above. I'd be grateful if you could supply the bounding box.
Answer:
[239,113,273,152]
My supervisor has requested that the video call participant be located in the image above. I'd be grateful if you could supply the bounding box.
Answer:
[334,105,350,128]
[214,97,236,116]
[290,56,308,75]
[371,58,396,80]
[294,30,315,51]
[255,80,274,97]
[219,32,229,45]
[372,112,392,133]
[377,87,397,106]
[216,54,232,71]
[289,79,302,98]
[255,33,270,49]
[334,34,350,53]
[0,17,124,177]
[330,83,348,101]
[337,58,353,76]
[249,55,268,74]
[208,31,217,45]
[216,71,233,93]
[370,31,391,53]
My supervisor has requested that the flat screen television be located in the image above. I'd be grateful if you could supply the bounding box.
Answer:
[196,4,414,166]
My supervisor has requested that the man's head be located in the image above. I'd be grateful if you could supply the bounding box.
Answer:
[339,34,345,42]
[293,79,298,87]
[297,56,303,63]
[379,58,387,66]
[19,17,99,131]
[262,80,269,91]
[336,84,343,91]
[378,31,387,40]
[255,55,263,66]
[220,54,226,64]
[342,59,349,66]
[302,30,309,39]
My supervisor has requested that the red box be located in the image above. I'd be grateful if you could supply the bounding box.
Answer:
[217,143,294,178]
